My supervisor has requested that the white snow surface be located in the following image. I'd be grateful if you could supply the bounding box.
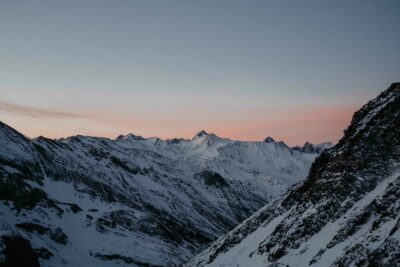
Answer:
[187,169,400,267]
[0,124,327,267]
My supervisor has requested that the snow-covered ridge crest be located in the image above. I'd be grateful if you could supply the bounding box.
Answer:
[187,82,400,267]
[0,122,328,266]
[342,82,400,142]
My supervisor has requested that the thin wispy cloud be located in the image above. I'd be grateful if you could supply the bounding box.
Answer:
[0,100,85,119]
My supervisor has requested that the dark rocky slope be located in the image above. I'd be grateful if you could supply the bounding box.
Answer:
[0,120,323,266]
[188,82,400,267]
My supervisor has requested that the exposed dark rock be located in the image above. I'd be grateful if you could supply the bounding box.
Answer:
[67,203,83,213]
[195,171,229,188]
[16,223,51,235]
[109,156,141,174]
[49,227,68,245]
[264,137,275,143]
[16,222,68,245]
[187,83,400,267]
[34,247,53,259]
[195,130,209,138]
[94,253,163,267]
[0,235,40,267]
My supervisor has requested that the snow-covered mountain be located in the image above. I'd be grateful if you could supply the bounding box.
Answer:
[0,122,327,266]
[187,82,400,267]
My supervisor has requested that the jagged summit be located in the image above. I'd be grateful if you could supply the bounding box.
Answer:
[339,81,400,146]
[301,141,314,152]
[191,130,226,147]
[0,120,319,267]
[192,130,218,140]
[116,133,145,141]
[187,82,400,267]
[264,136,275,143]
[195,130,209,137]
[263,136,292,150]
[293,141,333,154]
[0,120,29,141]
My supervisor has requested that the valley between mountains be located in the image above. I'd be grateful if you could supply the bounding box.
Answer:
[1,83,399,267]
[188,82,400,267]
[0,117,328,266]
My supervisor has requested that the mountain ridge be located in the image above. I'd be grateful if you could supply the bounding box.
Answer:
[0,120,329,266]
[187,82,400,267]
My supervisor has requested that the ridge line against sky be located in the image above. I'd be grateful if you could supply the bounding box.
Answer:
[0,0,399,145]
[0,97,363,145]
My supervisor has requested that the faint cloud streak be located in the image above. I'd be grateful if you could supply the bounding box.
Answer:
[0,99,85,119]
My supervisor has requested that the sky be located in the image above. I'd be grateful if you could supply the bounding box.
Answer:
[0,0,399,145]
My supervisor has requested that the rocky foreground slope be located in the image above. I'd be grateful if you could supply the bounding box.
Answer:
[187,83,400,267]
[0,121,327,266]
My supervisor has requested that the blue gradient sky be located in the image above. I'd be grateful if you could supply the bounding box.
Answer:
[0,0,399,145]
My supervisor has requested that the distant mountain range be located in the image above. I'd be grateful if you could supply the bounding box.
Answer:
[0,120,329,266]
[187,83,400,267]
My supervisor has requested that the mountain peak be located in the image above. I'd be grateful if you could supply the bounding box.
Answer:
[264,136,275,143]
[194,130,209,138]
[116,133,145,141]
[301,141,316,153]
[0,118,318,267]
[339,82,400,144]
[187,83,400,267]
[0,121,30,142]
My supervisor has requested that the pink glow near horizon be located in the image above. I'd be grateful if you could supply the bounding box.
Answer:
[0,103,360,146]
[0,1,398,148]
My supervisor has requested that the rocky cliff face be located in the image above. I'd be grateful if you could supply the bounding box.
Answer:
[187,82,400,267]
[0,123,323,266]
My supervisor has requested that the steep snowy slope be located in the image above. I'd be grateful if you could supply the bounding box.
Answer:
[187,82,400,267]
[0,123,326,266]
